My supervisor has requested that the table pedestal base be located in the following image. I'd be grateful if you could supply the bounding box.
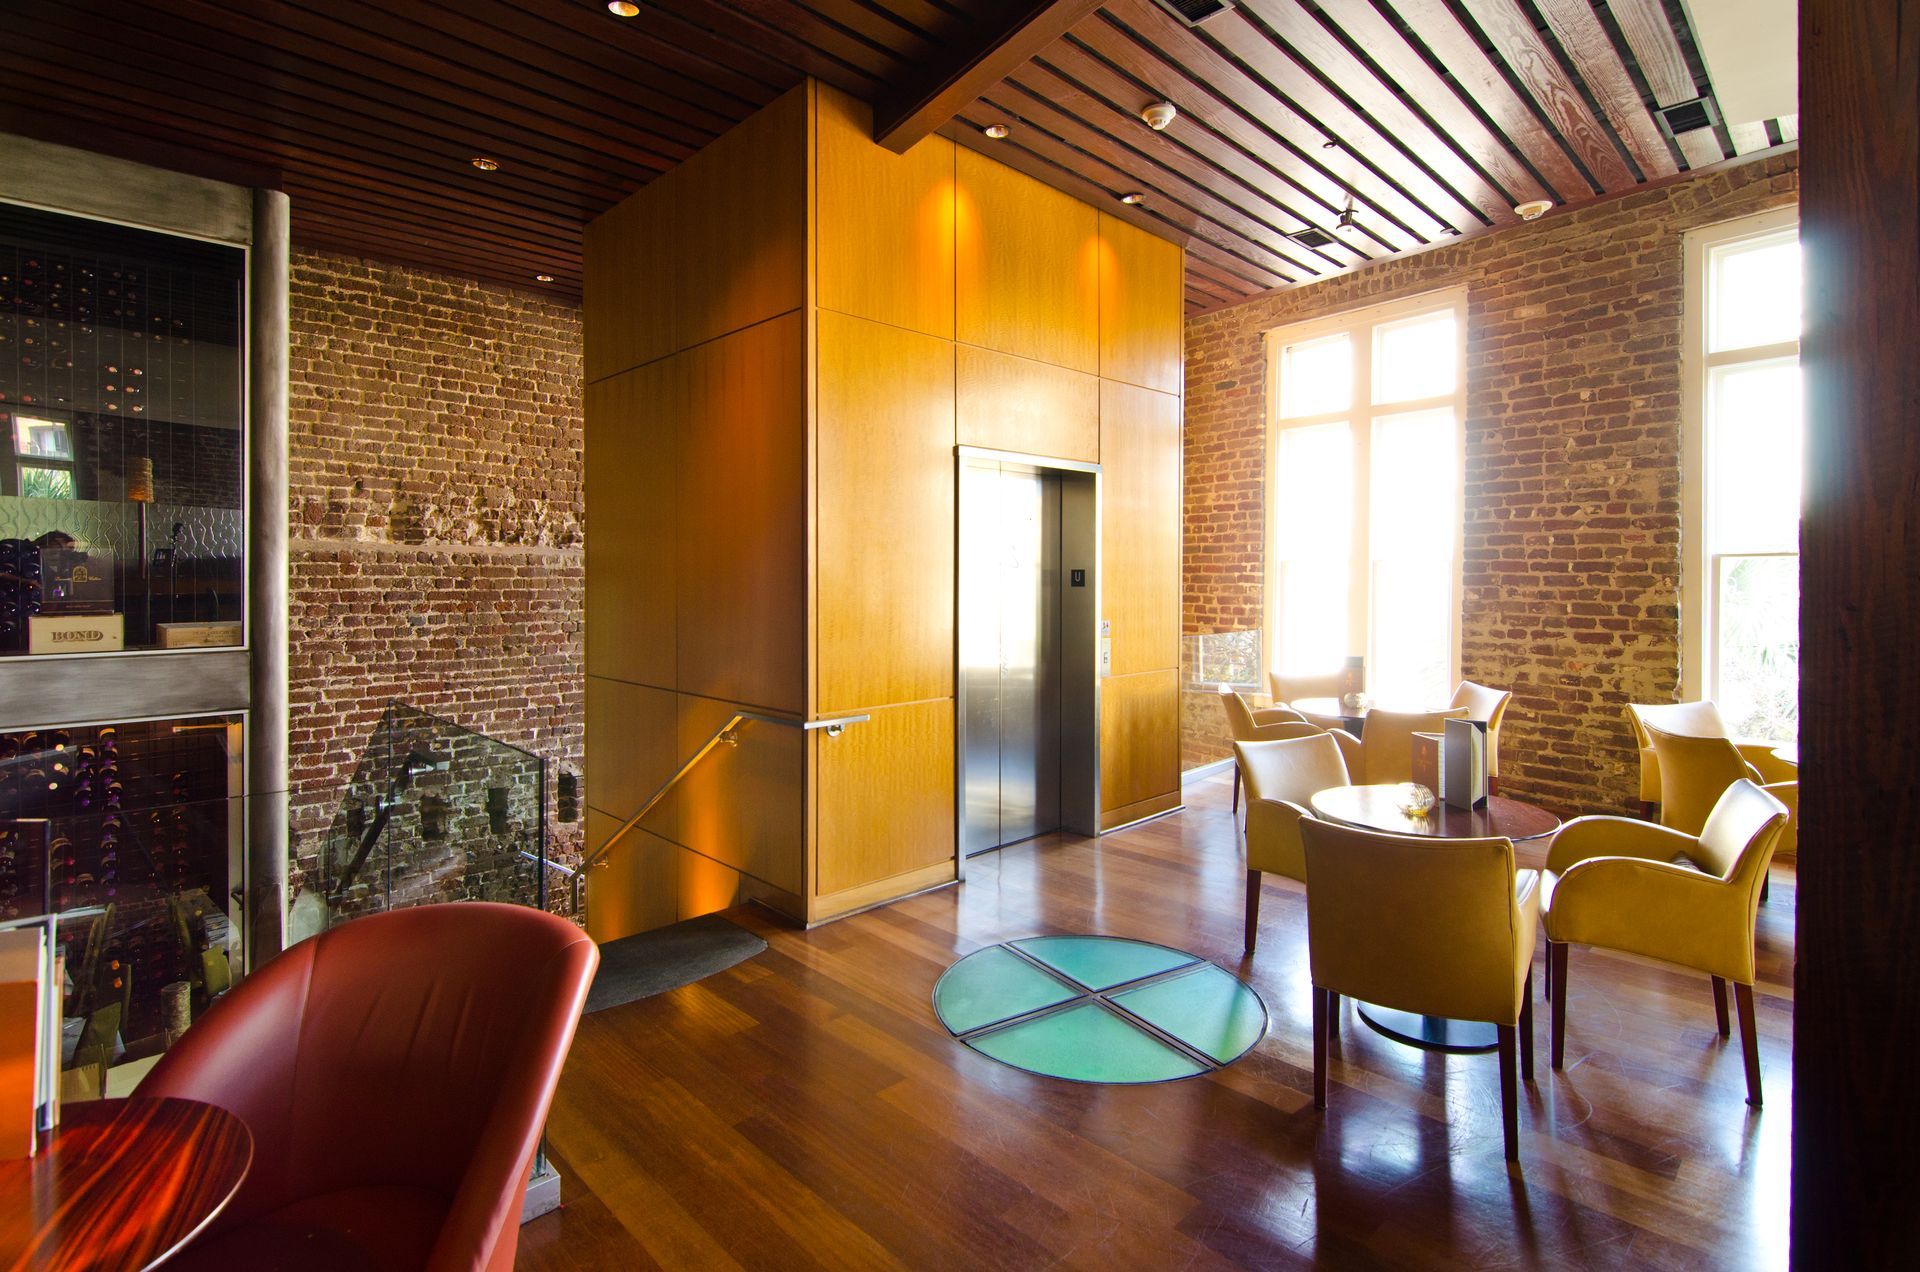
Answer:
[1357,1003,1498,1054]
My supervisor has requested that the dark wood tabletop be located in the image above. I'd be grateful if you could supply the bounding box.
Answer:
[0,1096,252,1272]
[1309,784,1562,842]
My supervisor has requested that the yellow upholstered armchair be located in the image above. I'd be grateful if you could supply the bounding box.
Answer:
[1625,700,1783,813]
[1542,779,1788,1106]
[1333,707,1468,784]
[1646,725,1799,876]
[1233,733,1349,952]
[1270,670,1346,731]
[1450,681,1514,791]
[1221,689,1317,814]
[1300,819,1541,1163]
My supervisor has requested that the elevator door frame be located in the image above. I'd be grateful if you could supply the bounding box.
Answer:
[954,446,1100,880]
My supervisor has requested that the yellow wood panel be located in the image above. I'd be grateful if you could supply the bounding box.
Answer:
[1100,669,1179,814]
[583,176,677,382]
[676,695,805,896]
[1100,380,1181,678]
[815,698,955,897]
[584,677,679,842]
[1099,790,1182,833]
[583,815,679,943]
[675,84,810,351]
[676,312,808,712]
[955,147,1099,373]
[812,860,955,923]
[816,84,955,340]
[677,849,745,922]
[1098,213,1184,395]
[954,344,1099,463]
[816,311,955,712]
[585,360,678,688]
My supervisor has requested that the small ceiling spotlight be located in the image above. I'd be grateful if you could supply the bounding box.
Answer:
[1141,101,1178,131]
[982,123,1010,139]
[535,274,556,283]
[1514,199,1554,221]
[1335,199,1361,234]
[607,1,640,15]
[470,156,500,171]
[1118,191,1146,205]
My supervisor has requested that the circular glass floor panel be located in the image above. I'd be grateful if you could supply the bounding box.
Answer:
[932,936,1268,1084]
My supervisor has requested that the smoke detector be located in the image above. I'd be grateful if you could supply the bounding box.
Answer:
[1514,199,1554,221]
[1141,101,1178,131]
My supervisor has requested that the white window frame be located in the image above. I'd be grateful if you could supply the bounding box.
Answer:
[1680,207,1800,706]
[1261,286,1467,699]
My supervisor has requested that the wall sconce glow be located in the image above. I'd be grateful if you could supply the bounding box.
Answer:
[1142,101,1177,131]
[1514,199,1553,221]
[1119,192,1145,205]
[607,1,641,15]
[982,123,1010,139]
[470,157,500,171]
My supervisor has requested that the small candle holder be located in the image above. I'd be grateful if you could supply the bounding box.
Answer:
[1396,783,1436,817]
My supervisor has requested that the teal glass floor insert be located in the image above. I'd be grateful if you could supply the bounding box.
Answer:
[932,936,1267,1085]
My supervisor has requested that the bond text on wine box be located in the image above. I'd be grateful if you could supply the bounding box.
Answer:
[27,612,126,654]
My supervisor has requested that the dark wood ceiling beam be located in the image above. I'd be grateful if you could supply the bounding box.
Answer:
[977,78,1333,278]
[1024,41,1378,261]
[1092,0,1448,244]
[1531,0,1681,178]
[1199,5,1489,230]
[1234,0,1527,217]
[1608,0,1726,168]
[1453,0,1644,190]
[1311,0,1578,203]
[872,0,1105,152]
[696,0,904,83]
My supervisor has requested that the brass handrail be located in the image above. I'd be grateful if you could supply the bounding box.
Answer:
[578,710,869,874]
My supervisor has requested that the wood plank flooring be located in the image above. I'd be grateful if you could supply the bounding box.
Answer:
[519,768,1794,1269]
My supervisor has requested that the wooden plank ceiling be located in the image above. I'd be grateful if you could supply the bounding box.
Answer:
[0,0,1796,315]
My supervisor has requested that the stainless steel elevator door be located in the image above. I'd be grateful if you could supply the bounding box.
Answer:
[960,461,1062,855]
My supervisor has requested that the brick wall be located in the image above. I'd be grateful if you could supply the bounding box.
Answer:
[1182,152,1800,814]
[287,252,584,883]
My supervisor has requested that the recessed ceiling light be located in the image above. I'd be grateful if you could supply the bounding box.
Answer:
[535,274,556,283]
[470,157,500,171]
[1514,199,1554,221]
[607,1,640,15]
[1142,101,1177,131]
[1119,192,1146,205]
[982,123,1010,139]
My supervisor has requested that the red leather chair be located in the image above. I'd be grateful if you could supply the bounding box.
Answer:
[142,902,598,1272]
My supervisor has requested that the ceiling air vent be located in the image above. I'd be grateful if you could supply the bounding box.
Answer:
[1152,0,1236,28]
[1655,96,1721,138]
[1289,227,1337,250]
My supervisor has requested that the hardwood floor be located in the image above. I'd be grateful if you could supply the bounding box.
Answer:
[519,768,1794,1269]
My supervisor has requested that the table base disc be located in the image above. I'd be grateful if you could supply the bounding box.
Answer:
[1357,1004,1499,1054]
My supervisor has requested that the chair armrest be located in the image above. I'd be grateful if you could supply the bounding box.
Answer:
[1253,706,1308,726]
[1327,729,1362,778]
[1546,815,1695,874]
[1542,856,1753,981]
[1245,797,1310,881]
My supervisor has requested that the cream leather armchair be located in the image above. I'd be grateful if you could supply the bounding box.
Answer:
[1300,819,1541,1163]
[1542,779,1788,1106]
[1221,689,1319,814]
[1625,700,1783,812]
[1270,670,1346,731]
[1332,707,1468,784]
[1646,725,1798,874]
[1450,681,1513,790]
[1233,733,1349,953]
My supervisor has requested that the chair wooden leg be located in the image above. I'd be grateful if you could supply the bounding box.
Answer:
[1312,987,1329,1110]
[1549,940,1569,1070]
[1760,873,1770,905]
[1520,966,1535,1082]
[1712,976,1731,1038]
[1639,800,1658,821]
[1496,1024,1521,1164]
[1231,766,1240,814]
[1328,990,1340,1040]
[1735,982,1763,1107]
[1244,870,1261,953]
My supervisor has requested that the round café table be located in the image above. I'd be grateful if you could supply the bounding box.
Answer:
[1288,697,1370,735]
[1309,784,1563,1054]
[0,1097,252,1272]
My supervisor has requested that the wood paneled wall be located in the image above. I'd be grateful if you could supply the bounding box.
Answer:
[585,80,1184,934]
